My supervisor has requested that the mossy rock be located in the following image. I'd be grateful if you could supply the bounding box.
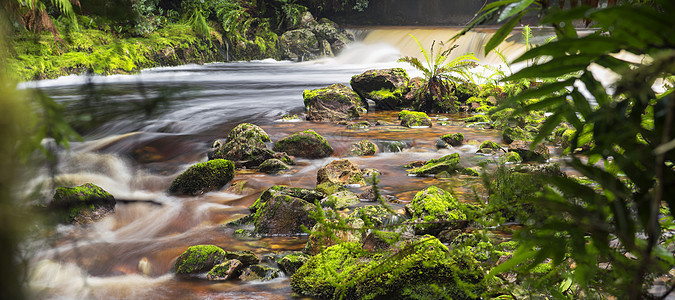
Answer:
[281,114,300,121]
[252,194,317,235]
[441,132,464,147]
[408,153,462,176]
[463,114,491,124]
[50,183,116,224]
[277,253,310,275]
[350,68,410,109]
[380,140,408,152]
[291,236,485,299]
[168,159,235,196]
[317,159,366,186]
[499,151,522,164]
[477,140,503,154]
[206,259,244,281]
[225,250,260,266]
[502,126,532,144]
[240,264,283,281]
[249,185,325,214]
[507,140,550,163]
[258,158,291,174]
[321,190,360,209]
[273,130,333,158]
[404,186,467,235]
[349,140,378,156]
[315,181,347,195]
[225,123,271,145]
[303,83,365,122]
[346,120,371,130]
[280,28,320,61]
[460,167,480,176]
[208,123,294,168]
[173,245,227,275]
[399,110,432,128]
[347,205,408,228]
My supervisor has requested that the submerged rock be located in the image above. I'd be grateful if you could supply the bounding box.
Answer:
[405,186,467,235]
[50,183,116,224]
[168,159,235,196]
[173,245,227,275]
[273,130,333,158]
[399,110,432,127]
[350,68,410,109]
[303,84,365,122]
[317,159,366,186]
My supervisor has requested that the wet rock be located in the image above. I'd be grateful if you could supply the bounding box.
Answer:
[208,123,294,168]
[441,132,464,147]
[233,228,261,240]
[303,84,365,122]
[312,19,354,54]
[240,264,283,281]
[346,120,371,130]
[273,129,333,158]
[249,185,325,214]
[404,186,468,235]
[477,140,504,155]
[404,77,425,106]
[291,236,484,299]
[317,159,366,186]
[321,190,360,209]
[206,259,244,280]
[349,140,378,156]
[277,253,310,275]
[167,159,235,196]
[280,28,320,61]
[173,245,227,275]
[281,114,300,121]
[315,181,347,196]
[253,193,317,235]
[224,180,255,195]
[513,163,564,177]
[435,139,449,149]
[380,140,408,152]
[225,250,260,266]
[463,114,491,123]
[408,153,462,176]
[499,151,522,164]
[350,68,410,109]
[399,110,432,127]
[50,183,116,224]
[508,140,550,162]
[502,126,531,144]
[258,158,291,174]
[358,187,376,201]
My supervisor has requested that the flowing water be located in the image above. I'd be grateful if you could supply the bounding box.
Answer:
[21,28,532,299]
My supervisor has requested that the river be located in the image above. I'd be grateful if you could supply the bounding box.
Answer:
[22,28,526,299]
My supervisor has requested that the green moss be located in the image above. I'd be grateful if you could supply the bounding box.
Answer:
[173,245,227,275]
[322,190,359,209]
[349,140,378,156]
[398,110,432,128]
[168,159,235,195]
[315,181,347,195]
[278,253,311,275]
[405,186,466,234]
[463,114,491,123]
[499,152,522,164]
[461,167,480,176]
[479,140,502,150]
[226,123,271,144]
[440,133,464,146]
[273,129,333,158]
[249,185,325,214]
[409,153,462,176]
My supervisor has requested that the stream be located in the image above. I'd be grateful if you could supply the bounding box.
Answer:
[22,28,528,299]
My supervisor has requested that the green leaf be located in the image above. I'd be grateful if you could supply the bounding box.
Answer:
[518,94,569,113]
[505,55,594,80]
[532,111,563,146]
[541,6,594,24]
[480,0,520,13]
[514,36,624,63]
[488,244,538,277]
[508,78,575,104]
[498,0,535,22]
[485,10,528,55]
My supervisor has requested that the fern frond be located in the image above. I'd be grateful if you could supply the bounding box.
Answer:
[410,34,431,70]
[398,56,430,76]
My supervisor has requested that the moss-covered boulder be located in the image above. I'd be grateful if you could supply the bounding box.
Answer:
[499,151,522,164]
[280,28,320,61]
[404,186,467,235]
[508,140,550,162]
[321,190,360,209]
[208,123,294,168]
[502,126,532,144]
[303,84,365,122]
[225,250,260,266]
[312,18,354,54]
[249,185,325,214]
[463,114,491,123]
[277,253,311,275]
[173,245,227,275]
[239,264,283,281]
[441,132,464,147]
[349,140,378,156]
[317,159,366,186]
[350,68,410,109]
[168,159,235,196]
[477,140,504,155]
[315,181,347,195]
[206,259,244,281]
[291,236,485,299]
[49,183,116,224]
[399,110,432,127]
[273,130,333,158]
[407,153,463,176]
[258,158,291,174]
[252,193,317,235]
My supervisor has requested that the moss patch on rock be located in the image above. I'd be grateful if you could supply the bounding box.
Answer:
[50,183,116,224]
[349,140,378,156]
[441,132,464,147]
[173,245,227,275]
[408,153,463,176]
[303,84,365,122]
[399,110,432,128]
[317,159,366,186]
[273,130,333,158]
[168,159,235,196]
[404,186,467,235]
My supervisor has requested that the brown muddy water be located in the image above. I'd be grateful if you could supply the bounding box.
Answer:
[19,29,548,299]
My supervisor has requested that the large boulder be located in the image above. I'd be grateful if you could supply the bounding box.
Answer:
[273,130,333,158]
[168,159,235,196]
[173,245,227,275]
[303,84,366,122]
[252,194,317,235]
[508,140,550,162]
[317,159,366,186]
[50,183,116,224]
[280,28,320,61]
[312,19,354,54]
[291,236,485,299]
[399,110,432,128]
[208,123,294,168]
[350,68,410,109]
[404,186,468,235]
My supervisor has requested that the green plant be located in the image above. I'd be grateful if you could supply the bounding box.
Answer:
[462,0,675,298]
[2,0,80,36]
[398,35,478,112]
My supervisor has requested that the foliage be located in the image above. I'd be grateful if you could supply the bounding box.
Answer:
[398,35,478,112]
[462,0,675,298]
[1,0,80,36]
